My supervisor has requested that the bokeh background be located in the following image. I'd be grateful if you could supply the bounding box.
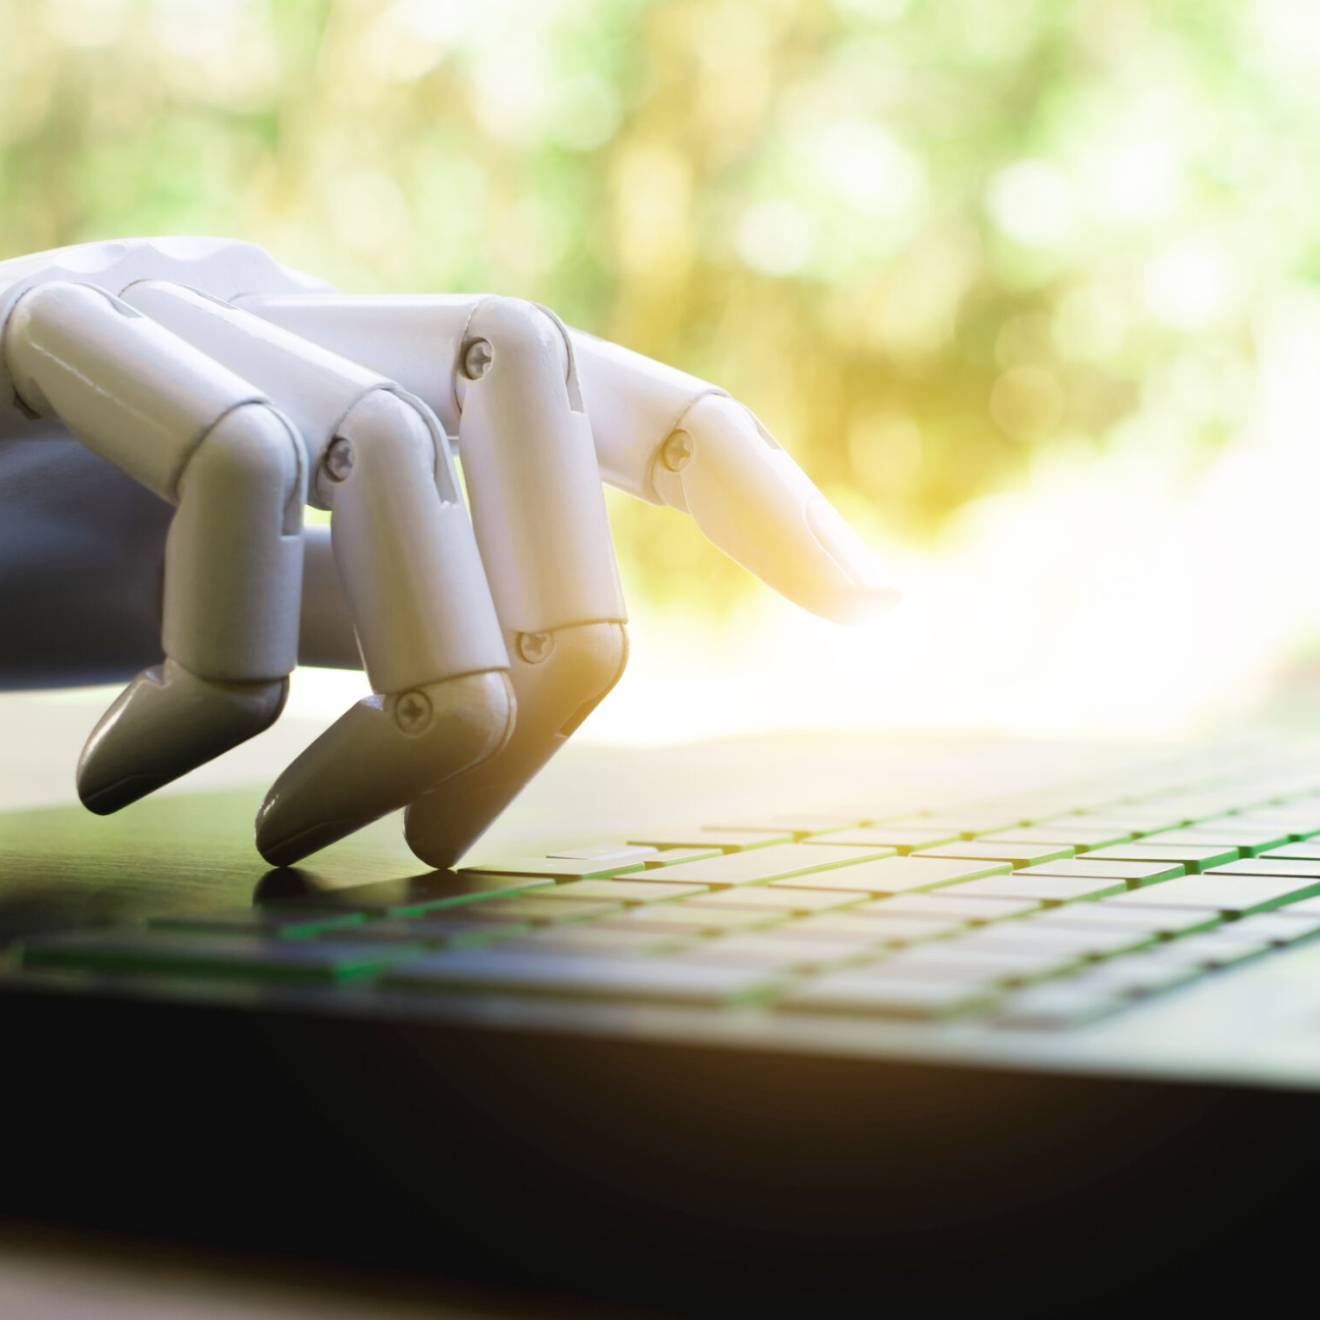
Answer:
[8,0,1320,744]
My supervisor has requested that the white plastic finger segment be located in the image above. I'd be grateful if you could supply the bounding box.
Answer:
[327,389,507,692]
[234,292,481,435]
[459,298,625,634]
[566,329,724,502]
[77,660,287,814]
[3,281,264,502]
[404,622,628,868]
[297,525,361,670]
[165,403,306,682]
[122,281,391,471]
[650,394,897,623]
[255,671,514,867]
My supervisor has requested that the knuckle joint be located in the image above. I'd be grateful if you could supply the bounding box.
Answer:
[467,296,569,372]
[183,402,304,505]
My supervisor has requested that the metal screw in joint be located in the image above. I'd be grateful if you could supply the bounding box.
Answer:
[323,436,355,482]
[461,338,493,380]
[394,689,433,734]
[516,631,556,665]
[660,431,693,472]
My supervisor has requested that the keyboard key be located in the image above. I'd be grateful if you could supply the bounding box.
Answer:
[20,932,420,983]
[1075,843,1238,873]
[1063,957,1201,997]
[965,923,1155,958]
[1259,841,1320,862]
[1147,931,1272,969]
[645,843,895,888]
[605,906,785,933]
[681,887,868,914]
[1261,895,1320,919]
[642,847,725,867]
[991,986,1125,1029]
[458,896,625,924]
[1100,800,1215,826]
[863,893,1041,922]
[911,841,1075,867]
[1228,913,1320,944]
[984,826,1136,848]
[765,856,1011,896]
[1205,858,1320,879]
[708,815,866,837]
[1070,809,1183,831]
[820,913,966,944]
[758,913,920,944]
[1145,825,1291,854]
[535,878,708,905]
[666,934,875,971]
[876,944,1082,983]
[1029,903,1219,938]
[458,855,649,880]
[808,827,962,852]
[1106,873,1320,916]
[883,810,1027,836]
[149,908,368,939]
[386,950,774,1005]
[1013,858,1186,886]
[945,874,1127,904]
[1229,809,1320,838]
[777,972,997,1019]
[546,845,659,865]
[626,828,792,851]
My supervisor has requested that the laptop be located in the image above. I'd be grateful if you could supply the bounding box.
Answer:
[4,702,1320,1312]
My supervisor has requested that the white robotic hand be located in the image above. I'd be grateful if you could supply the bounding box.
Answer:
[0,239,892,869]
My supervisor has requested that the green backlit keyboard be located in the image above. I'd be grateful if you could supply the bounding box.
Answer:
[16,773,1320,1031]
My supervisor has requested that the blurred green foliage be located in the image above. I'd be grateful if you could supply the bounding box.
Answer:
[1,0,1311,611]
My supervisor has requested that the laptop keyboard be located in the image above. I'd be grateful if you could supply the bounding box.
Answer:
[16,768,1320,1031]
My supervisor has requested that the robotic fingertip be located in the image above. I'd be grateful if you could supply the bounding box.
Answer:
[76,662,288,816]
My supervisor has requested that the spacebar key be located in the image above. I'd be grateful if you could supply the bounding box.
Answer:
[386,950,774,1005]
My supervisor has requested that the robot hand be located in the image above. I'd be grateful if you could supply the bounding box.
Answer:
[0,239,892,869]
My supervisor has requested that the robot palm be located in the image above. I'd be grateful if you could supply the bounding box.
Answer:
[0,238,892,869]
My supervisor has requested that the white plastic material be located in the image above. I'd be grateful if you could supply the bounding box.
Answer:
[0,236,894,870]
[458,296,625,634]
[77,660,288,814]
[256,670,515,867]
[233,292,477,435]
[650,394,897,624]
[122,281,388,485]
[566,330,724,502]
[118,281,508,687]
[240,292,724,502]
[405,620,628,868]
[0,237,327,445]
[2,279,308,809]
[326,388,508,692]
[4,282,267,502]
[241,292,632,630]
[165,403,306,681]
[240,291,893,621]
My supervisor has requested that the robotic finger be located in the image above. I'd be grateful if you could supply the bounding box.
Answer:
[243,292,896,623]
[568,333,899,624]
[235,291,631,868]
[2,281,304,810]
[120,282,512,866]
[402,296,628,870]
